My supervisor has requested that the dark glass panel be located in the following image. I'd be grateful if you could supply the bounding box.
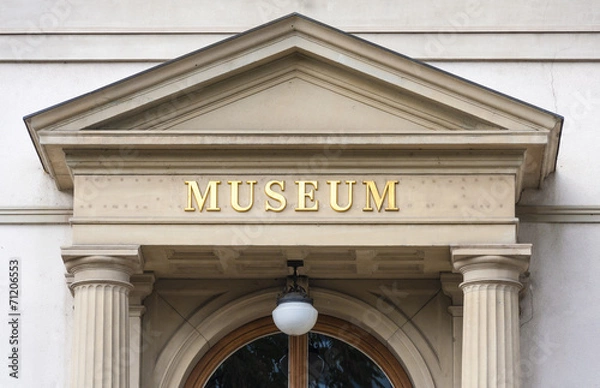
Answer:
[308,333,392,388]
[205,333,288,388]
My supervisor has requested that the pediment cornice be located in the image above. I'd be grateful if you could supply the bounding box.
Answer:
[24,13,562,193]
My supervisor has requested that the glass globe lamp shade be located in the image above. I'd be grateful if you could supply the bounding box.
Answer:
[272,292,318,336]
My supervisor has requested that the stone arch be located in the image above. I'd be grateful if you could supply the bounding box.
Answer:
[185,315,414,387]
[153,287,436,387]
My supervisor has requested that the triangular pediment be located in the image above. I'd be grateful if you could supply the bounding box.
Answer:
[160,75,432,133]
[24,13,562,192]
[92,54,503,134]
[108,73,443,133]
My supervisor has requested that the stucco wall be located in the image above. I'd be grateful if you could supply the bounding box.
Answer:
[518,223,600,387]
[0,225,71,387]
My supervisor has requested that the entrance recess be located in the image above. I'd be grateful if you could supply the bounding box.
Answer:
[185,315,413,388]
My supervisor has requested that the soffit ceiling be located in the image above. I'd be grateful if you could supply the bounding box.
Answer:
[141,245,451,279]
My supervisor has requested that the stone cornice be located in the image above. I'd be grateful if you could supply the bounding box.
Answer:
[24,14,562,195]
[0,205,600,225]
[2,205,600,224]
[0,207,72,224]
[516,205,600,223]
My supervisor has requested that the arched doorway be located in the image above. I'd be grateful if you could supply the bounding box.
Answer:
[185,315,413,388]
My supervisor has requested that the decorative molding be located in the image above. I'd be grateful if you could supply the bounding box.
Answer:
[0,207,72,224]
[2,32,600,62]
[2,206,597,225]
[69,217,520,225]
[517,206,600,223]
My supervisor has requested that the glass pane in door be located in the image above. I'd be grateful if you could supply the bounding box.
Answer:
[308,333,392,388]
[205,332,288,388]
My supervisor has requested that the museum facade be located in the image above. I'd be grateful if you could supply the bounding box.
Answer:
[2,3,599,388]
[23,14,563,387]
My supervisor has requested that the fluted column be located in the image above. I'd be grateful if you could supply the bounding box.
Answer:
[63,246,143,388]
[451,245,531,388]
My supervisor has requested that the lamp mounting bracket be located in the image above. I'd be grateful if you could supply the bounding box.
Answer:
[287,260,304,269]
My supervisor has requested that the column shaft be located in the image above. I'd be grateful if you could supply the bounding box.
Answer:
[462,282,520,387]
[71,282,131,387]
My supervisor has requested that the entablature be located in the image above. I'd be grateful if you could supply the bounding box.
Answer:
[24,14,561,195]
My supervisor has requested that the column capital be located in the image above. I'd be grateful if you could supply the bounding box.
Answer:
[451,244,531,287]
[62,245,143,289]
[62,245,143,274]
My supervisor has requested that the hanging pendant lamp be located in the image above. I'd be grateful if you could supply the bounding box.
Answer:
[272,260,318,336]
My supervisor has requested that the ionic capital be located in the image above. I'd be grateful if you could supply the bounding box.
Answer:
[451,244,531,288]
[62,245,143,288]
